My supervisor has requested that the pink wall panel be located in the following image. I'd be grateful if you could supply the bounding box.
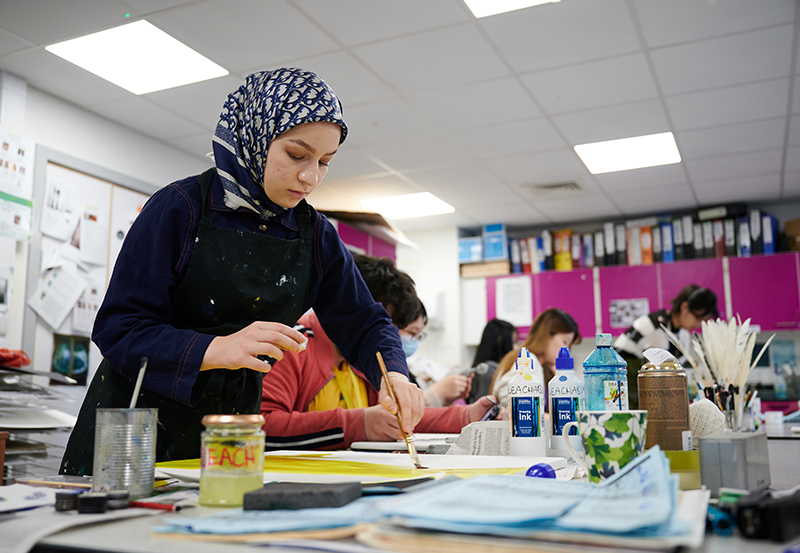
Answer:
[659,258,727,320]
[536,269,596,338]
[337,222,369,253]
[729,253,800,330]
[598,265,659,336]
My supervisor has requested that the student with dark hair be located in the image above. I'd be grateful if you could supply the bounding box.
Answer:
[614,283,718,408]
[490,308,581,408]
[466,319,518,404]
[260,255,502,450]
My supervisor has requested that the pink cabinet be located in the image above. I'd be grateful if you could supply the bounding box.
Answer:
[536,269,595,339]
[336,222,396,260]
[729,253,800,331]
[598,265,660,336]
[659,258,727,320]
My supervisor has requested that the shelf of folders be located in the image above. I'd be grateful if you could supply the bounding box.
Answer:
[459,204,784,277]
[661,318,774,432]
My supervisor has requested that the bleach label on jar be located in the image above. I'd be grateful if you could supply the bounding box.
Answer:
[604,380,629,410]
[510,396,542,438]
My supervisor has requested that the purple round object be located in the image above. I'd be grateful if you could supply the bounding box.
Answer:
[525,463,556,479]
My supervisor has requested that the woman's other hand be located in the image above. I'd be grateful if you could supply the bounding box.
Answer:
[378,372,424,433]
[427,373,473,406]
[201,321,307,373]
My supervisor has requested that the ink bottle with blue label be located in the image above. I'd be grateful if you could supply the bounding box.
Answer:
[583,333,628,411]
[548,347,583,454]
[508,348,546,457]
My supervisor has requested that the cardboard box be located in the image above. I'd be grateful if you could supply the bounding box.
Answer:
[786,217,800,251]
[482,224,508,262]
[459,237,483,264]
[460,260,511,279]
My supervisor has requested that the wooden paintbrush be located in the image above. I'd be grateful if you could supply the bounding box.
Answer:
[375,352,425,469]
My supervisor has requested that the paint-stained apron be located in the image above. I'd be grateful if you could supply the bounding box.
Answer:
[60,169,313,475]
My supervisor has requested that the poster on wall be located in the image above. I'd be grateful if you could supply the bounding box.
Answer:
[609,298,650,329]
[27,264,88,330]
[0,191,33,242]
[40,170,81,241]
[496,275,533,327]
[71,277,103,336]
[0,129,35,199]
[50,334,90,386]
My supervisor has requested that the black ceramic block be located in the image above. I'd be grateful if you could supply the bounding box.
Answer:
[242,482,362,511]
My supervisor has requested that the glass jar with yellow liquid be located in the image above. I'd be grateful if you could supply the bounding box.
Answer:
[199,414,265,507]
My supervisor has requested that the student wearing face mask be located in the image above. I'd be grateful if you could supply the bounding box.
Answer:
[260,254,502,449]
[60,70,423,476]
[490,308,581,409]
[402,302,473,407]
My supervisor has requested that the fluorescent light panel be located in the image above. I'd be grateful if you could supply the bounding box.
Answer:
[464,0,560,18]
[45,20,228,95]
[361,192,455,220]
[574,132,682,175]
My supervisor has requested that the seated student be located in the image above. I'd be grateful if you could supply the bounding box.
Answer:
[466,318,518,404]
[614,283,718,408]
[403,302,473,407]
[490,308,581,409]
[261,255,503,449]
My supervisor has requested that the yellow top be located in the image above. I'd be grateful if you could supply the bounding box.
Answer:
[307,361,369,412]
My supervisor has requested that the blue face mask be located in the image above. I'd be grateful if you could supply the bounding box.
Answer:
[401,335,419,358]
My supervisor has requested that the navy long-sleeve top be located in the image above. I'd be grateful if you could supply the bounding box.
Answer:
[92,171,407,407]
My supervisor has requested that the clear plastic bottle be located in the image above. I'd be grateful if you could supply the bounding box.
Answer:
[549,347,583,453]
[774,366,788,400]
[582,333,629,411]
[508,347,546,457]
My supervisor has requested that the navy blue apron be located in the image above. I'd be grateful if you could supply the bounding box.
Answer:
[61,169,313,475]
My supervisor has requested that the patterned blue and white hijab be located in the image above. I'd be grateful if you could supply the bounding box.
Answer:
[212,68,348,220]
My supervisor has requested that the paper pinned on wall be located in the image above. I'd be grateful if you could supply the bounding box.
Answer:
[0,130,35,199]
[71,277,104,336]
[495,275,532,327]
[27,264,88,330]
[40,172,81,241]
[76,207,109,266]
[0,191,33,243]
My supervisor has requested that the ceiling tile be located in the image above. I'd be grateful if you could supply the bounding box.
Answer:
[116,0,197,13]
[406,163,506,192]
[609,183,697,216]
[276,51,394,107]
[143,74,244,130]
[533,193,622,223]
[460,202,550,228]
[393,211,479,232]
[783,171,800,197]
[553,100,670,146]
[480,0,639,73]
[0,27,32,56]
[676,119,787,159]
[693,174,781,204]
[1,49,132,106]
[651,26,793,96]
[785,146,800,173]
[685,150,783,182]
[789,116,800,147]
[353,23,509,95]
[359,132,474,173]
[147,0,337,73]
[166,133,216,160]
[460,118,566,160]
[0,0,132,44]
[342,98,444,148]
[90,97,206,140]
[793,76,800,113]
[408,77,541,132]
[294,0,469,46]
[485,149,589,187]
[665,79,789,130]
[633,0,795,48]
[320,147,389,181]
[521,53,658,115]
[594,164,688,192]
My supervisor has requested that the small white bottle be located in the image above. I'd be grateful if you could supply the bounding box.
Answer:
[548,347,583,455]
[508,348,546,457]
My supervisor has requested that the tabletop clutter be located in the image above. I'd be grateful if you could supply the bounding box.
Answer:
[5,326,799,551]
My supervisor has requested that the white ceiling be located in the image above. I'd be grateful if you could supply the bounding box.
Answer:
[1,0,798,233]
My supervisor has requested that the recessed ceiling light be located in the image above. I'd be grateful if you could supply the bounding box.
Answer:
[45,20,228,95]
[361,192,455,220]
[573,132,682,175]
[464,0,560,18]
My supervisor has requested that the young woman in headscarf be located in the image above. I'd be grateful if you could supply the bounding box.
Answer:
[60,69,424,476]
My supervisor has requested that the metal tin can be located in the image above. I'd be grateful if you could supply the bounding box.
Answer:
[199,414,265,507]
[637,361,690,451]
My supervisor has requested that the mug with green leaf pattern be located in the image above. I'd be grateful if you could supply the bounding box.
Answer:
[562,410,648,483]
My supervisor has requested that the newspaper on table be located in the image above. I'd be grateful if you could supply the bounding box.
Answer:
[445,421,509,455]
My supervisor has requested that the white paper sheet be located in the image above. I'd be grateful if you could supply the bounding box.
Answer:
[0,191,33,243]
[495,275,532,327]
[26,266,88,330]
